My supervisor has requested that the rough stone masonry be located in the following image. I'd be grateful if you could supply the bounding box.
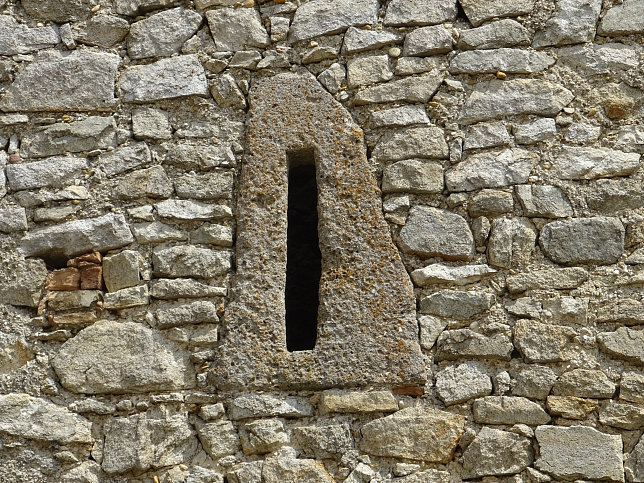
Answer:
[0,0,642,481]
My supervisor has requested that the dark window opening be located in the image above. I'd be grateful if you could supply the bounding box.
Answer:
[286,149,321,352]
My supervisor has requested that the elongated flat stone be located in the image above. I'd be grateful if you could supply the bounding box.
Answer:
[0,51,120,112]
[507,267,588,293]
[384,0,457,27]
[373,126,447,161]
[119,55,208,102]
[6,157,88,191]
[450,48,554,74]
[20,213,134,259]
[599,0,644,35]
[460,79,574,123]
[355,70,443,104]
[0,15,59,55]
[533,0,602,48]
[552,146,640,180]
[459,0,535,26]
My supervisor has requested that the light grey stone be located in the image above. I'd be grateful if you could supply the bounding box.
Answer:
[626,434,644,483]
[99,142,151,177]
[533,0,602,48]
[69,399,116,415]
[420,289,495,319]
[460,79,574,124]
[0,206,27,233]
[540,217,625,265]
[317,63,346,94]
[514,118,557,144]
[621,372,644,404]
[564,122,601,144]
[372,105,429,127]
[163,142,236,170]
[617,125,644,154]
[355,70,444,104]
[102,285,149,310]
[488,217,537,269]
[505,296,541,319]
[155,199,231,221]
[229,394,314,420]
[384,0,457,27]
[542,296,588,325]
[382,159,443,194]
[360,407,465,462]
[150,278,226,299]
[535,425,624,481]
[318,389,397,415]
[468,189,514,217]
[152,246,230,279]
[206,8,269,51]
[52,320,195,394]
[399,206,474,260]
[457,19,531,50]
[412,263,496,286]
[512,365,558,399]
[269,16,290,42]
[116,0,180,15]
[345,462,376,483]
[557,42,640,75]
[22,116,116,159]
[262,450,335,483]
[210,73,246,108]
[395,56,445,75]
[115,166,174,200]
[0,51,119,112]
[13,185,89,208]
[463,428,533,478]
[435,362,492,405]
[194,419,240,460]
[78,15,130,48]
[598,0,644,35]
[464,121,511,150]
[403,25,453,56]
[347,54,393,88]
[551,146,640,180]
[343,27,403,54]
[289,0,378,42]
[0,15,59,55]
[373,126,448,161]
[598,327,644,364]
[226,462,262,483]
[446,148,538,192]
[473,396,550,425]
[600,401,644,430]
[292,424,352,458]
[21,0,94,22]
[513,319,577,363]
[103,250,140,293]
[506,267,588,293]
[6,156,87,191]
[450,48,554,74]
[127,7,202,59]
[132,222,186,244]
[585,178,644,214]
[119,54,208,102]
[419,315,448,350]
[0,393,92,444]
[20,213,134,259]
[436,329,513,361]
[459,0,535,26]
[102,413,197,474]
[132,107,172,141]
[390,469,450,482]
[153,300,219,328]
[241,419,289,455]
[190,224,233,247]
[516,185,573,218]
[33,205,79,223]
[175,171,234,200]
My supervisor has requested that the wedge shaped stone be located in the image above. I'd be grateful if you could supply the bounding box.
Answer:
[213,72,425,389]
[459,0,535,26]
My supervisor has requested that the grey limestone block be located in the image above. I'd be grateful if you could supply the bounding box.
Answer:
[288,0,379,42]
[435,362,492,405]
[206,8,269,51]
[0,15,59,55]
[533,0,602,48]
[462,427,533,478]
[459,0,535,26]
[599,0,644,35]
[384,0,457,27]
[457,19,531,50]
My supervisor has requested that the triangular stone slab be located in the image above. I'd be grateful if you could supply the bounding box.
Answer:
[212,72,425,389]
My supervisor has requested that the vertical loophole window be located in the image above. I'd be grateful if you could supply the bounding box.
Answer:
[285,149,321,352]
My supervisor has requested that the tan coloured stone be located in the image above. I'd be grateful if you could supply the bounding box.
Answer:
[318,390,398,414]
[360,407,465,462]
[546,396,599,420]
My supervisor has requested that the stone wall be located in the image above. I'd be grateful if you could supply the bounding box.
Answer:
[0,0,643,481]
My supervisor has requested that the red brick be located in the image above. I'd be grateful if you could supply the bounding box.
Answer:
[80,265,103,290]
[44,268,80,291]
